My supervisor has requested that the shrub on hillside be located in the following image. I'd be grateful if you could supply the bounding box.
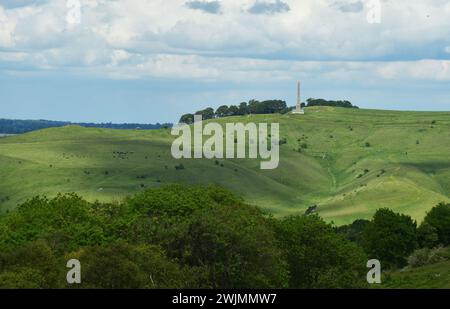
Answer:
[407,246,449,268]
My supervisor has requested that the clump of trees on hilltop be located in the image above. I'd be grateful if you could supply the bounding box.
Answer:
[306,98,358,109]
[179,99,291,124]
[179,98,358,124]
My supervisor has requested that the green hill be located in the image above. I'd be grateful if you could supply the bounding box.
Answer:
[1,107,449,225]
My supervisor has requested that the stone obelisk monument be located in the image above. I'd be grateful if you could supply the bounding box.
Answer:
[292,81,305,114]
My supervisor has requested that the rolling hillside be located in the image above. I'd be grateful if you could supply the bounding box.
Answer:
[0,107,449,225]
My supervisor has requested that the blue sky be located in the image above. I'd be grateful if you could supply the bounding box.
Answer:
[1,0,449,123]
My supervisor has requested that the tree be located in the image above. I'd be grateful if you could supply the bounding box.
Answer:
[423,203,450,245]
[195,107,215,120]
[0,240,64,288]
[336,219,370,244]
[70,243,197,288]
[306,98,358,109]
[417,222,439,248]
[276,215,368,288]
[215,105,229,118]
[179,113,194,124]
[238,102,249,115]
[228,105,239,116]
[361,208,418,268]
[126,185,289,288]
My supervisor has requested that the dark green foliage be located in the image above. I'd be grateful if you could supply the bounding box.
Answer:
[306,98,358,109]
[215,105,230,118]
[195,107,215,120]
[423,203,450,245]
[183,99,288,121]
[336,219,370,244]
[417,222,439,248]
[248,99,288,115]
[2,186,445,288]
[0,239,66,288]
[238,102,249,115]
[361,208,418,268]
[175,163,185,170]
[276,215,368,288]
[179,113,195,124]
[70,243,197,289]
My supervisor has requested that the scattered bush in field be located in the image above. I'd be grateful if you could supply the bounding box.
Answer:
[365,142,371,147]
[175,164,185,170]
[407,248,431,268]
[279,138,287,146]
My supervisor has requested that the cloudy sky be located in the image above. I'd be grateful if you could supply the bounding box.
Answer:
[0,0,449,123]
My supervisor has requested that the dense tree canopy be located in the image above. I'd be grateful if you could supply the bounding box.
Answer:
[0,185,373,289]
[178,99,290,123]
[306,98,358,109]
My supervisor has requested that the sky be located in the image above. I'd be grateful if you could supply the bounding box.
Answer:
[0,0,449,124]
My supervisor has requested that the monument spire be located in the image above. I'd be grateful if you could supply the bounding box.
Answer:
[293,80,305,114]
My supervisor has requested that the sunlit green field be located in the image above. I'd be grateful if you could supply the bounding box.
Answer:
[1,107,449,225]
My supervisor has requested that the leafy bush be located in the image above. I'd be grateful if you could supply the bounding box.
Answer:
[407,246,449,268]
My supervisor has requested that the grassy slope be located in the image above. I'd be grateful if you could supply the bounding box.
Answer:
[0,107,449,225]
[380,247,450,289]
[380,261,450,289]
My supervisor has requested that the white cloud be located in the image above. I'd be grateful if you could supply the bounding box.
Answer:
[0,0,449,83]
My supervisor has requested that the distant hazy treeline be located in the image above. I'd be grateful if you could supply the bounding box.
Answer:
[0,119,173,134]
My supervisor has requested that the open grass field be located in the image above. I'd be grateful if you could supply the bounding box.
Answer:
[0,107,449,225]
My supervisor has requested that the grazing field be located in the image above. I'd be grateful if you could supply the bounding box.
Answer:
[0,107,449,225]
